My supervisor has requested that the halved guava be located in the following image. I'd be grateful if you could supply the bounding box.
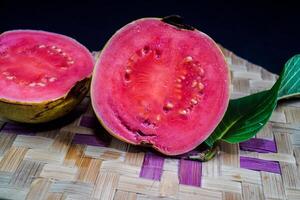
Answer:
[0,30,94,123]
[91,17,230,155]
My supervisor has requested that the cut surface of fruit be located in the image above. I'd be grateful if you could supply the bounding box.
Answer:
[0,30,93,102]
[91,18,230,155]
[0,30,94,123]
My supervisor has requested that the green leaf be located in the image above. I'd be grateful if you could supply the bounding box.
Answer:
[278,55,300,99]
[205,55,300,147]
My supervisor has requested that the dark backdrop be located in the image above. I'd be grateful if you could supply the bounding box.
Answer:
[1,0,299,74]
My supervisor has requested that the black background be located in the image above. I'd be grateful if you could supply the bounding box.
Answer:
[1,0,299,74]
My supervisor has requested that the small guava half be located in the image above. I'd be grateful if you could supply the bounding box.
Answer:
[0,30,94,123]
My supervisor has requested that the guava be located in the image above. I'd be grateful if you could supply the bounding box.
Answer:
[91,17,230,155]
[0,30,94,123]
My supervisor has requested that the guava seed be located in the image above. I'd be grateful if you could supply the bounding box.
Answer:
[48,77,57,82]
[166,102,174,108]
[37,82,46,87]
[179,109,188,115]
[67,60,75,65]
[191,80,197,88]
[198,82,204,90]
[2,72,9,76]
[156,115,161,121]
[142,46,150,55]
[191,98,198,105]
[163,102,174,112]
[6,76,15,80]
[125,68,132,74]
[124,71,131,81]
[29,82,36,87]
[184,56,193,62]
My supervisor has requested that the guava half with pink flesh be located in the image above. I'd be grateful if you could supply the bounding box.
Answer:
[91,17,230,155]
[0,30,94,123]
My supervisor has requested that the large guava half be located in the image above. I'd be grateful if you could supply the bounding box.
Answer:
[91,17,230,155]
[0,30,94,123]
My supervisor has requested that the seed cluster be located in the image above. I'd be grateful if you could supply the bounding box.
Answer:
[0,44,76,87]
[122,46,206,126]
[38,44,75,68]
[1,71,58,87]
[124,45,161,83]
[164,56,206,116]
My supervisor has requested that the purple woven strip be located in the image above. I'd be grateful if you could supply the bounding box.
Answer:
[80,116,99,128]
[72,134,107,147]
[240,138,277,153]
[240,156,281,174]
[1,123,35,135]
[140,152,165,181]
[179,159,202,187]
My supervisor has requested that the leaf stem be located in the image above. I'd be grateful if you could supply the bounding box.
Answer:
[187,142,219,162]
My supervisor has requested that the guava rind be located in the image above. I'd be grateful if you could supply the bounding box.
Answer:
[0,78,90,123]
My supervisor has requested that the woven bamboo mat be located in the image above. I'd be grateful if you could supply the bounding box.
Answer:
[0,47,300,200]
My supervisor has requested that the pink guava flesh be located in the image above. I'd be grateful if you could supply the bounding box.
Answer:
[91,18,230,155]
[0,30,94,103]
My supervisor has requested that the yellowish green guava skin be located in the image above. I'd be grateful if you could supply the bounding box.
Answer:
[0,78,90,123]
